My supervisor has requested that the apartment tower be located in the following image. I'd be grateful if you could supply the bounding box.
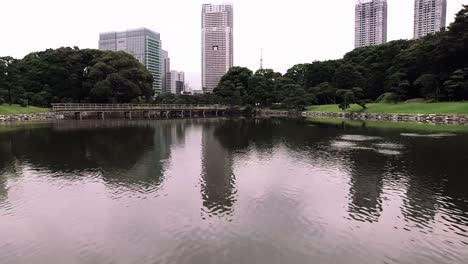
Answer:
[202,3,234,93]
[355,0,388,48]
[99,28,162,93]
[414,0,447,39]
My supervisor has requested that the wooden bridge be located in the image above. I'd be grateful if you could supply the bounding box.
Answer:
[51,103,229,120]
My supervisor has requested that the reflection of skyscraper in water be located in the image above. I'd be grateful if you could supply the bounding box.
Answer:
[347,151,386,223]
[200,123,237,217]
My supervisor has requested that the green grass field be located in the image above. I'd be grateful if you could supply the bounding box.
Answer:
[0,104,48,115]
[307,117,468,133]
[306,103,468,115]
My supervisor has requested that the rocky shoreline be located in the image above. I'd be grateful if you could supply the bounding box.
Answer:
[0,112,63,123]
[303,111,468,125]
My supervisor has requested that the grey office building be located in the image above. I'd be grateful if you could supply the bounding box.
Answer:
[202,3,234,93]
[170,71,185,94]
[355,0,387,48]
[162,50,170,93]
[99,28,163,93]
[414,0,447,39]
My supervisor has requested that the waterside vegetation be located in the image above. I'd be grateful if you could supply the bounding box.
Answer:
[308,117,468,133]
[0,104,48,115]
[307,102,468,115]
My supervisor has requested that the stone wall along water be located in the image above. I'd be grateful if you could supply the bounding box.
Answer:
[0,112,63,123]
[303,111,468,125]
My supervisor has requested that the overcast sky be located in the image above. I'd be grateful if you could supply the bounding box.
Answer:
[1,0,465,89]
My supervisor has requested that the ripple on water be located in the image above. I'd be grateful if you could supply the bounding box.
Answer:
[331,141,358,149]
[375,149,402,156]
[401,133,457,138]
[340,135,382,141]
[374,143,405,150]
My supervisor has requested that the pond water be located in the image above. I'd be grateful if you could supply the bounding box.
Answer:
[0,118,467,264]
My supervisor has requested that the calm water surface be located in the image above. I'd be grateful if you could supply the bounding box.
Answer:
[0,118,467,264]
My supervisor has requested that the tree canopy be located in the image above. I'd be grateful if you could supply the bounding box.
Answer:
[210,5,468,109]
[0,47,154,106]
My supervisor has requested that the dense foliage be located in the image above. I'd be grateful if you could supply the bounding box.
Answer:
[211,5,468,109]
[0,48,154,106]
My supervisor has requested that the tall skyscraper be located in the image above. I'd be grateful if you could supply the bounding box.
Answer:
[355,0,388,48]
[161,50,170,93]
[170,71,185,94]
[414,0,447,39]
[99,28,163,93]
[202,3,234,93]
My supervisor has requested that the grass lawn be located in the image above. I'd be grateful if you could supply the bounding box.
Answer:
[306,102,468,115]
[307,117,468,133]
[0,104,49,115]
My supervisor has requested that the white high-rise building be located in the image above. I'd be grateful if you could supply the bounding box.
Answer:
[355,0,388,48]
[170,71,185,94]
[202,3,234,93]
[414,0,447,39]
[99,28,162,93]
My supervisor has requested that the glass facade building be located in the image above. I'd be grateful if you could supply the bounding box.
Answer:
[99,28,162,93]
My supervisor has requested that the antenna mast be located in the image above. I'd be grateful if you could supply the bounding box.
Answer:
[260,48,264,70]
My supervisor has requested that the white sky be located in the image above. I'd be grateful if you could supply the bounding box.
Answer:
[0,0,465,89]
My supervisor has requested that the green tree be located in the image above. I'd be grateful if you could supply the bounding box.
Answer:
[334,63,365,89]
[414,74,440,100]
[214,67,252,105]
[0,57,18,105]
[444,69,466,101]
[309,82,338,104]
[336,88,367,111]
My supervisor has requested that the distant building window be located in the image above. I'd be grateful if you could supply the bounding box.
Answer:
[212,46,219,51]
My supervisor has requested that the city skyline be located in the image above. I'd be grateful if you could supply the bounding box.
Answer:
[1,0,465,90]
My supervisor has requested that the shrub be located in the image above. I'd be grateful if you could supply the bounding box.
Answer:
[19,99,29,107]
[242,105,255,117]
[376,92,399,103]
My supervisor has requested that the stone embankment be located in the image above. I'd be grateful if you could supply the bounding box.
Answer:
[256,109,302,117]
[303,111,468,125]
[0,112,62,123]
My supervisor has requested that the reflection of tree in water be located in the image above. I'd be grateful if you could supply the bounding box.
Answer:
[0,121,191,192]
[198,118,340,218]
[323,122,468,229]
[0,133,17,202]
[399,138,468,229]
[346,150,387,223]
[108,121,189,192]
[211,118,327,153]
[200,121,237,217]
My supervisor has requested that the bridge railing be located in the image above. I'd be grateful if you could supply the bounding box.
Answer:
[51,103,227,112]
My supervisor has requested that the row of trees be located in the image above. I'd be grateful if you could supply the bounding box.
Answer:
[211,6,468,109]
[1,6,467,110]
[0,48,154,106]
